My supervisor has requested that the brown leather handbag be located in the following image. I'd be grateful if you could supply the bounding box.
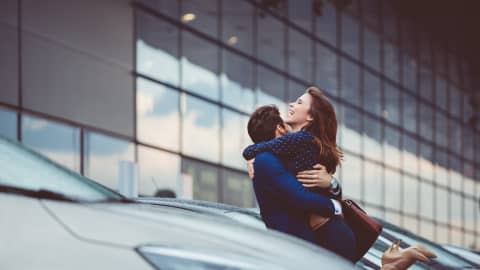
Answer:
[341,199,383,262]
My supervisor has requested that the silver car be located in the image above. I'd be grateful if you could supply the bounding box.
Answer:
[0,137,354,270]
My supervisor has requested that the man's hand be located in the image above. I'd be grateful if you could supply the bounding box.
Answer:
[247,159,255,179]
[297,164,332,188]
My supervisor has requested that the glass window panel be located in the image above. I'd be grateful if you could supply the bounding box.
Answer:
[403,216,418,235]
[341,152,362,201]
[384,41,400,83]
[402,134,418,175]
[221,49,255,113]
[384,126,401,168]
[136,11,179,86]
[419,143,434,180]
[363,117,382,161]
[341,13,359,59]
[434,46,447,76]
[464,128,475,161]
[403,175,418,215]
[436,187,449,224]
[221,0,253,55]
[463,95,474,125]
[450,229,463,246]
[385,169,401,211]
[382,3,398,42]
[84,132,135,190]
[464,174,475,196]
[137,78,180,151]
[449,86,463,118]
[363,71,382,116]
[419,103,433,141]
[287,0,312,31]
[222,169,255,207]
[222,109,249,170]
[287,80,307,104]
[257,12,285,70]
[402,92,417,133]
[288,29,313,82]
[418,33,431,65]
[22,115,80,172]
[137,146,181,197]
[384,83,400,125]
[419,221,435,243]
[435,75,448,111]
[449,122,462,155]
[363,27,380,71]
[0,107,16,140]
[365,205,384,219]
[182,158,219,202]
[449,159,463,193]
[182,95,220,162]
[314,0,336,45]
[385,211,401,226]
[435,112,448,147]
[315,44,338,96]
[181,0,218,38]
[400,20,416,60]
[340,58,361,107]
[419,65,433,102]
[464,197,476,232]
[419,181,434,219]
[256,66,287,117]
[434,150,449,187]
[182,31,219,101]
[364,161,383,206]
[137,0,178,19]
[402,55,417,92]
[448,53,459,84]
[340,106,362,153]
[436,225,449,244]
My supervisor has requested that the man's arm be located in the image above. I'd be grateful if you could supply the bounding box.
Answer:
[254,153,335,217]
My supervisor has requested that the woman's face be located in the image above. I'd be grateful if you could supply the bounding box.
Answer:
[286,93,313,129]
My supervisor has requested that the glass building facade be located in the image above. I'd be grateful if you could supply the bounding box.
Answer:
[0,0,478,249]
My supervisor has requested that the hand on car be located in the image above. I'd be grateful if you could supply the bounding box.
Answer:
[297,164,332,188]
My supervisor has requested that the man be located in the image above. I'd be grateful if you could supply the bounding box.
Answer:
[246,105,343,244]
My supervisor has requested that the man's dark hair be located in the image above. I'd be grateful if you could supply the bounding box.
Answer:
[247,105,284,143]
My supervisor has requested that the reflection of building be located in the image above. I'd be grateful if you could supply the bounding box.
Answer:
[0,0,478,249]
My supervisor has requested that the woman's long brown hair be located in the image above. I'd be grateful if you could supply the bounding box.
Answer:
[303,86,343,174]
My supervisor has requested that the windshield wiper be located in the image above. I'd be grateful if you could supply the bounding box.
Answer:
[0,184,78,202]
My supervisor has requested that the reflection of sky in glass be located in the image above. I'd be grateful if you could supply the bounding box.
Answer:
[257,13,285,70]
[436,187,449,224]
[403,176,418,214]
[137,78,179,151]
[419,181,434,219]
[137,40,179,86]
[221,73,254,113]
[182,32,219,101]
[340,153,362,201]
[341,58,361,107]
[419,221,435,242]
[138,146,181,197]
[384,41,400,82]
[221,50,254,113]
[84,132,134,190]
[182,95,220,162]
[22,115,80,172]
[316,44,338,96]
[385,169,401,211]
[340,107,362,153]
[288,29,312,82]
[450,192,463,228]
[222,109,249,170]
[364,162,383,206]
[315,0,336,45]
[402,56,417,91]
[402,134,418,175]
[384,127,401,168]
[464,198,476,231]
[363,118,382,161]
[182,159,219,202]
[363,27,380,71]
[341,13,359,59]
[222,170,254,207]
[0,108,16,140]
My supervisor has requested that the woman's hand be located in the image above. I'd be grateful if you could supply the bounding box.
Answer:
[247,159,255,179]
[297,164,332,188]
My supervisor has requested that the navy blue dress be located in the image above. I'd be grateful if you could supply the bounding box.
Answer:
[243,130,357,262]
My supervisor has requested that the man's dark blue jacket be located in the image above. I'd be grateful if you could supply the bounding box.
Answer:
[253,152,336,244]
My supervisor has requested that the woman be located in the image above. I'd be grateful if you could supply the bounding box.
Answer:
[243,86,357,261]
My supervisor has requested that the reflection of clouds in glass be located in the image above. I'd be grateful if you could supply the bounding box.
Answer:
[257,91,287,120]
[403,176,418,214]
[220,73,254,113]
[341,153,362,201]
[385,169,401,211]
[182,56,219,101]
[340,124,362,154]
[137,40,179,85]
[222,110,250,170]
[182,97,219,162]
[0,108,17,140]
[22,115,80,171]
[138,146,181,196]
[137,79,179,150]
[84,133,135,190]
[364,162,383,206]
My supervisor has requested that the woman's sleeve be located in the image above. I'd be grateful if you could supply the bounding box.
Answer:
[242,131,313,160]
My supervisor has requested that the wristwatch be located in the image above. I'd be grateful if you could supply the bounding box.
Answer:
[330,177,339,191]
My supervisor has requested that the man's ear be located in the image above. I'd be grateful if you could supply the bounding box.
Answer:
[275,124,287,137]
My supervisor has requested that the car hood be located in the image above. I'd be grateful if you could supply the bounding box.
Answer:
[44,200,353,269]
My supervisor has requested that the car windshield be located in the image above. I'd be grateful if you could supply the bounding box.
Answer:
[0,136,123,202]
[381,226,473,268]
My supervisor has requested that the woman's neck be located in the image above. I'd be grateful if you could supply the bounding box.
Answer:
[290,122,308,132]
